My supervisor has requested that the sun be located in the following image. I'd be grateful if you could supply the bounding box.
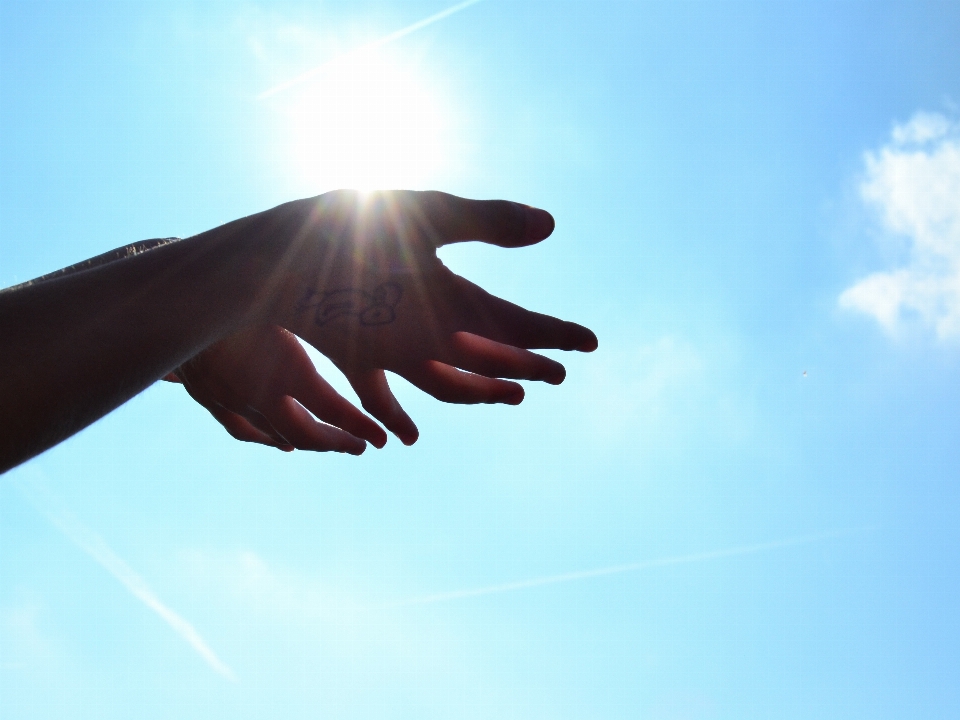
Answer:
[280,50,457,192]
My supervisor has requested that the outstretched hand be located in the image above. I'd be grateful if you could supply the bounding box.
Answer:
[257,190,598,444]
[165,324,388,454]
[1,189,597,472]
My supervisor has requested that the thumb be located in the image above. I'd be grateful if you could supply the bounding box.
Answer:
[408,191,555,249]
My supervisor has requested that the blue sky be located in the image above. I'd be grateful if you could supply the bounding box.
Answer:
[2,1,960,717]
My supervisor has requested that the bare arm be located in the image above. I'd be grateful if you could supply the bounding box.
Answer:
[3,237,181,290]
[0,190,597,474]
[0,212,280,472]
[6,237,388,457]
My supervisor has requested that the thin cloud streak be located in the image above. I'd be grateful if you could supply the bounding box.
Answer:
[398,528,866,606]
[16,478,237,682]
[257,0,484,100]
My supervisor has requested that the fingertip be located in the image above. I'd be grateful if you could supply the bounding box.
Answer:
[390,408,419,446]
[524,207,555,242]
[545,365,567,385]
[553,323,599,352]
[400,420,420,445]
[332,431,368,456]
[393,418,419,446]
[347,440,367,456]
[503,385,525,405]
[352,415,388,449]
[382,409,417,445]
[570,327,598,352]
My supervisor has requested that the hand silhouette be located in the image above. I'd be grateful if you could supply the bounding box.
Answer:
[258,190,598,444]
[0,190,597,472]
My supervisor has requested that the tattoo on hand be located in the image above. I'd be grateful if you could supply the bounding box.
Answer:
[297,282,403,327]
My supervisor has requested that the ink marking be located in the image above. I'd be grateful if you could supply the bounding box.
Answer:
[298,282,403,327]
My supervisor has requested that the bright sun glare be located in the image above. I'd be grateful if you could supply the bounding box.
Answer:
[280,50,458,192]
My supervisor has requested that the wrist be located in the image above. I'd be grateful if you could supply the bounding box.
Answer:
[187,197,328,331]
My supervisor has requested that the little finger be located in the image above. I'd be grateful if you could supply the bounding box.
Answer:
[205,404,294,451]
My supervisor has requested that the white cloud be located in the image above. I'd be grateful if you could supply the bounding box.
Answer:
[840,111,960,338]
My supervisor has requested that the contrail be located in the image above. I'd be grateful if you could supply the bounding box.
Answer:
[397,528,867,606]
[257,0,484,100]
[15,477,237,682]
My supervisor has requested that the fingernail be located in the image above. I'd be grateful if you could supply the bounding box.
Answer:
[524,207,555,241]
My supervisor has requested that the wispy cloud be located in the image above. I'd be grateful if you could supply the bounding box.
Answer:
[14,477,237,682]
[396,528,863,606]
[0,599,48,669]
[572,336,757,450]
[257,0,484,99]
[577,336,702,439]
[840,111,960,338]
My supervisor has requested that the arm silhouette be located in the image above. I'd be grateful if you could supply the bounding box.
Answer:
[0,190,597,473]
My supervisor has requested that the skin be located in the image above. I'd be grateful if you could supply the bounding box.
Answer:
[0,190,597,473]
[163,324,388,454]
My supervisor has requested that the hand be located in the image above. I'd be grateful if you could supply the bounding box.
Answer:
[165,324,388,454]
[262,190,598,445]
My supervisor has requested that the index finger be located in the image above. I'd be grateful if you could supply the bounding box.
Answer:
[449,275,598,352]
[406,191,556,249]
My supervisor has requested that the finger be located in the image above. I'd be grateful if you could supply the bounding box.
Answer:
[408,191,555,249]
[260,395,367,455]
[196,391,294,450]
[290,367,388,449]
[177,380,294,450]
[343,369,419,446]
[452,278,599,352]
[404,361,525,405]
[448,332,567,385]
[163,372,182,383]
[205,404,293,451]
[238,407,297,451]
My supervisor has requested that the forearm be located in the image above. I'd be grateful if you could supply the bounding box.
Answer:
[1,238,181,292]
[0,209,291,472]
